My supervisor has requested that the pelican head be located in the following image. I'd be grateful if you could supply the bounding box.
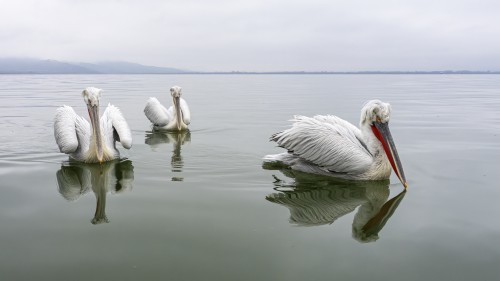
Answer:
[361,100,407,188]
[82,87,104,163]
[170,86,183,131]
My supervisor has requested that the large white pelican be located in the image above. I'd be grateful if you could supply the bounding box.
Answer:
[54,87,132,163]
[144,86,191,131]
[264,100,407,187]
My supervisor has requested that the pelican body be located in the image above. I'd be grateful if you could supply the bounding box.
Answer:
[54,87,132,163]
[264,100,407,187]
[144,86,191,131]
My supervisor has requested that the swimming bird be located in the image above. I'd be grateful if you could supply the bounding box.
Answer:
[54,87,132,163]
[264,100,407,187]
[144,86,191,131]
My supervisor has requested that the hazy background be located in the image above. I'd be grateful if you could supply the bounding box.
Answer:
[1,0,500,71]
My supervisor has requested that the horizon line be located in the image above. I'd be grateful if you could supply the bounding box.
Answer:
[2,70,500,75]
[1,58,500,74]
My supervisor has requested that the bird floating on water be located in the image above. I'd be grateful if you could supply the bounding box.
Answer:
[144,86,191,131]
[54,87,132,163]
[264,100,407,188]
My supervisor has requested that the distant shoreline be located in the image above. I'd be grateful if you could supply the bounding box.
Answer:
[178,71,500,75]
[2,59,499,75]
[2,71,500,75]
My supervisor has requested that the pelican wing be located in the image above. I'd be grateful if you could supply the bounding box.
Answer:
[54,106,87,153]
[144,97,171,127]
[102,104,132,149]
[179,98,191,125]
[271,115,372,174]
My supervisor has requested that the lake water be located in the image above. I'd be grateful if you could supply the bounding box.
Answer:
[0,74,499,280]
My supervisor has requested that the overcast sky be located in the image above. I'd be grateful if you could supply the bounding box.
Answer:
[1,0,500,71]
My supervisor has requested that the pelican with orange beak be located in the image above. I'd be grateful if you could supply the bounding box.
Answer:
[264,100,407,188]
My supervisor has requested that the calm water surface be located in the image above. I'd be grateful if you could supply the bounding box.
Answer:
[0,74,499,280]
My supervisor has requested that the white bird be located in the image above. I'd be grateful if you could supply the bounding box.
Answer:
[264,100,407,187]
[144,86,191,131]
[54,87,132,163]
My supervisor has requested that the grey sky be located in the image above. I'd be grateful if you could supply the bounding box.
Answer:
[1,0,500,71]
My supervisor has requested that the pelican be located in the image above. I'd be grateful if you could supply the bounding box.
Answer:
[264,100,407,187]
[54,87,132,163]
[144,86,191,131]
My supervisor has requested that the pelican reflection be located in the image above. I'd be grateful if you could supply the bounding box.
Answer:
[265,168,406,243]
[145,130,190,181]
[56,159,134,224]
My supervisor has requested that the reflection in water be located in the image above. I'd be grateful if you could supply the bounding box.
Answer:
[145,131,191,181]
[56,159,134,224]
[265,168,405,243]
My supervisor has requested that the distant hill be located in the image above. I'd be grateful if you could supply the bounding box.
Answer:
[0,58,187,74]
[77,61,186,74]
[0,58,96,74]
[1,58,498,74]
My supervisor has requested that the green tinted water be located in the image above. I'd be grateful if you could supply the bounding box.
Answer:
[1,74,499,280]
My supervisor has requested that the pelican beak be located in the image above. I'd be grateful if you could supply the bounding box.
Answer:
[372,122,407,188]
[173,96,183,131]
[88,104,103,163]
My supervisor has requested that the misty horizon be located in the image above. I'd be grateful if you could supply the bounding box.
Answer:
[1,57,500,74]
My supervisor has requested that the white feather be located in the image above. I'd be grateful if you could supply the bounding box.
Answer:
[54,102,132,163]
[144,97,171,127]
[270,115,373,174]
[144,86,191,131]
[54,106,81,153]
[101,104,132,149]
[265,100,398,181]
[54,105,91,156]
[179,98,191,125]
